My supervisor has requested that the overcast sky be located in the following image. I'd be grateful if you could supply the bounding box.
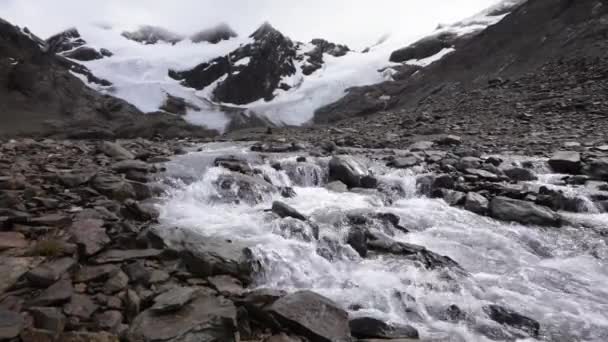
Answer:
[1,0,502,48]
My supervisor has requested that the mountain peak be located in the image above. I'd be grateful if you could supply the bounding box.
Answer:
[250,21,280,40]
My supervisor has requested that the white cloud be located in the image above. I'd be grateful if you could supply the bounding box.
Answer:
[1,0,502,49]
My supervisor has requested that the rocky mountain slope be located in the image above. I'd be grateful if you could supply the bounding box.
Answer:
[0,18,215,139]
[315,0,608,125]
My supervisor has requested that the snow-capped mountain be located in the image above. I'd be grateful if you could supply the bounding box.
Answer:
[42,0,525,133]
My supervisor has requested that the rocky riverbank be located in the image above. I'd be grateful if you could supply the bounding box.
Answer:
[1,135,607,341]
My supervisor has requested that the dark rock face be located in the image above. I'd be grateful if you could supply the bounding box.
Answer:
[121,25,184,45]
[159,93,199,115]
[489,196,561,226]
[272,201,307,221]
[170,22,297,105]
[268,291,350,342]
[46,28,86,54]
[63,46,103,61]
[191,23,237,44]
[302,38,350,75]
[213,22,297,104]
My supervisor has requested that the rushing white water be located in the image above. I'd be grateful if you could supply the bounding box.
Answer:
[158,143,608,342]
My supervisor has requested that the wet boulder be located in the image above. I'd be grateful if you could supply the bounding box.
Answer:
[268,291,350,342]
[272,201,307,221]
[489,196,561,226]
[214,156,252,175]
[214,172,277,205]
[584,158,608,181]
[464,192,489,215]
[548,151,581,174]
[349,316,419,339]
[483,305,540,338]
[328,156,365,188]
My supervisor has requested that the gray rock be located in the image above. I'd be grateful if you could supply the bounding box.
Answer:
[409,141,434,151]
[440,189,466,206]
[29,279,73,306]
[268,291,350,342]
[60,331,120,342]
[0,309,24,340]
[151,287,197,313]
[272,201,307,221]
[329,156,364,188]
[387,156,420,169]
[103,271,129,294]
[93,249,163,264]
[29,307,65,334]
[456,157,482,171]
[504,168,538,181]
[74,265,120,283]
[0,257,38,294]
[27,257,76,287]
[99,141,134,160]
[465,168,500,181]
[69,219,110,256]
[483,304,540,337]
[57,172,93,188]
[128,291,238,342]
[94,310,123,333]
[349,317,419,339]
[435,135,462,146]
[112,160,151,174]
[121,199,159,221]
[548,151,581,174]
[214,172,278,205]
[464,192,489,215]
[489,196,561,226]
[585,158,608,181]
[63,294,98,319]
[91,173,136,201]
[124,290,141,323]
[208,275,245,296]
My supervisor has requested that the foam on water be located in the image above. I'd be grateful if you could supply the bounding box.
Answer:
[158,145,608,341]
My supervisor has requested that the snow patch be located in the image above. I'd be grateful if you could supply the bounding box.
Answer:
[405,47,455,67]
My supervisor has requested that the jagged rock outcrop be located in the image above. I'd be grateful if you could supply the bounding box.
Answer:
[122,25,184,45]
[170,22,350,106]
[191,23,237,44]
[46,28,112,62]
[302,39,350,75]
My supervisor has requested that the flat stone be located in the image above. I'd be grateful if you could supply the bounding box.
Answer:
[128,291,237,342]
[148,269,170,284]
[27,257,76,287]
[504,167,538,181]
[268,291,350,342]
[57,172,93,188]
[464,192,489,215]
[74,265,120,283]
[99,141,135,160]
[208,275,244,296]
[27,214,71,227]
[465,168,500,181]
[0,309,24,339]
[20,328,56,342]
[29,279,73,306]
[409,141,434,151]
[69,219,110,256]
[63,294,98,319]
[489,196,561,226]
[151,287,197,314]
[0,231,28,250]
[387,156,420,169]
[112,160,150,174]
[0,257,39,294]
[94,310,123,332]
[92,249,163,264]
